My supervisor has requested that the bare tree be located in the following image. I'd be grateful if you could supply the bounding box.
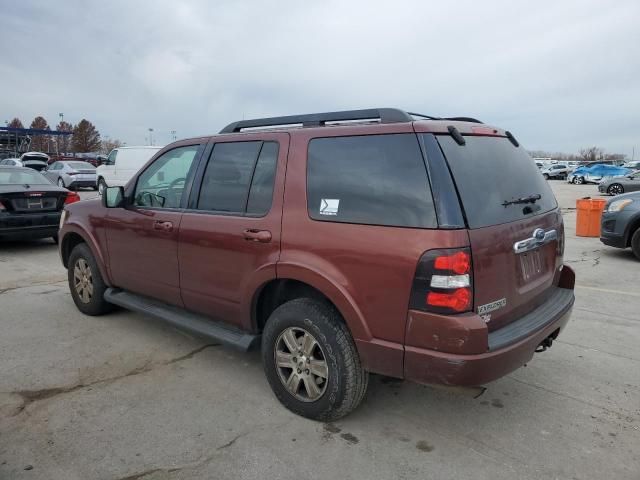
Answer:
[8,118,24,128]
[71,119,101,153]
[29,116,51,152]
[100,137,123,155]
[578,147,604,163]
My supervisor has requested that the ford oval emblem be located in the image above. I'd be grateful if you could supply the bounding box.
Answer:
[533,228,545,241]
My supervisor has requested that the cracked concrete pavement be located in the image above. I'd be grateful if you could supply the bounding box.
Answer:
[1,185,639,480]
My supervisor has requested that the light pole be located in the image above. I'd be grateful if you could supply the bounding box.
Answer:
[171,130,177,141]
[58,113,65,155]
[148,128,154,146]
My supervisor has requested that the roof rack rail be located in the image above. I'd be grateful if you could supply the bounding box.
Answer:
[443,116,484,124]
[219,108,414,134]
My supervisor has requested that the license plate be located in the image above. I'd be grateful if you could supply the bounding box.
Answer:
[520,249,544,281]
[27,198,43,209]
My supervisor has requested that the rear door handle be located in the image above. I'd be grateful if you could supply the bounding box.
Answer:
[243,229,272,243]
[153,220,174,232]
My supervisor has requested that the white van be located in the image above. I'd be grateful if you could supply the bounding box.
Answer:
[96,146,162,194]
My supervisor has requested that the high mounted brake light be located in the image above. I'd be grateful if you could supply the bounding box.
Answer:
[409,248,473,314]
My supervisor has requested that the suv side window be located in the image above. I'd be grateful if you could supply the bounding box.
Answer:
[307,134,437,228]
[197,141,278,215]
[134,145,199,209]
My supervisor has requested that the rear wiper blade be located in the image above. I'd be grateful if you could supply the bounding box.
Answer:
[502,193,541,207]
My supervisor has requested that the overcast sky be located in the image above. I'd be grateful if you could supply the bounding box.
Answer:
[2,0,639,155]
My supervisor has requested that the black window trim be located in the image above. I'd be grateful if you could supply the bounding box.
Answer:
[305,132,440,230]
[127,143,205,212]
[186,139,279,218]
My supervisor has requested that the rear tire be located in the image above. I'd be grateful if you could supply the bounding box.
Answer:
[57,177,65,188]
[262,298,368,421]
[607,183,624,195]
[631,229,640,261]
[68,243,114,315]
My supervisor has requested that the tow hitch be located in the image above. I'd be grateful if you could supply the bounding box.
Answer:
[535,336,554,353]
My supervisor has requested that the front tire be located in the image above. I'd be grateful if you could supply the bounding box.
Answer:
[97,178,107,195]
[543,173,549,180]
[262,298,368,421]
[57,177,65,188]
[68,243,114,315]
[575,176,584,185]
[631,229,640,261]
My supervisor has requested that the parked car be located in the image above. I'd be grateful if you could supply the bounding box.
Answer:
[59,108,575,421]
[600,192,640,260]
[96,146,162,194]
[541,164,569,180]
[19,152,50,171]
[0,166,79,242]
[567,164,630,184]
[0,158,23,167]
[598,171,640,195]
[44,160,98,190]
[623,161,640,170]
[535,162,544,169]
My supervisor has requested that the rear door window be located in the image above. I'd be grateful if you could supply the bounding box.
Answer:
[435,135,557,228]
[307,134,437,228]
[197,141,262,213]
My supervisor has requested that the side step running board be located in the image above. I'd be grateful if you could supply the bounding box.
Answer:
[104,288,260,351]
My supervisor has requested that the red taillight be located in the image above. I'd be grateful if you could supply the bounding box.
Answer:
[409,247,473,315]
[427,288,471,312]
[64,192,81,205]
[434,251,470,275]
[0,201,5,211]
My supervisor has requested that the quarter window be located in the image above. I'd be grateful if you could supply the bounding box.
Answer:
[307,134,437,228]
[134,145,199,209]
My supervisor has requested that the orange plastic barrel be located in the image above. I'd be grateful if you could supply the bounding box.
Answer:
[576,197,607,237]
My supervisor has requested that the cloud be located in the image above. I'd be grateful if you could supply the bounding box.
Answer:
[2,0,639,154]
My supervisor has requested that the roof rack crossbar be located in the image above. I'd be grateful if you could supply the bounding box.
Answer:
[219,108,414,134]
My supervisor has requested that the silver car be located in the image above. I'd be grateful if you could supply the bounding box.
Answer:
[598,171,640,195]
[43,161,98,190]
[0,158,23,167]
[541,164,569,180]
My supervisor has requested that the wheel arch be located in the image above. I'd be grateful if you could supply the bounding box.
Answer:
[252,267,372,343]
[60,226,112,286]
[624,212,640,247]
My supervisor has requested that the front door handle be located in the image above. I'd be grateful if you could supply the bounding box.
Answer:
[243,229,272,243]
[153,220,174,232]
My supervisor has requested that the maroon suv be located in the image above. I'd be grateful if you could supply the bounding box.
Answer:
[59,108,575,420]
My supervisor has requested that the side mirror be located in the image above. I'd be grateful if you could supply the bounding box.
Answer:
[103,186,124,208]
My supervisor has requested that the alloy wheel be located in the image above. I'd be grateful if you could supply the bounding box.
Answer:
[274,327,328,402]
[608,184,624,195]
[73,258,93,304]
[58,178,65,187]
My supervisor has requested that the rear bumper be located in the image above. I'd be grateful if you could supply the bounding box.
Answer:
[68,180,97,188]
[0,212,61,238]
[403,269,575,387]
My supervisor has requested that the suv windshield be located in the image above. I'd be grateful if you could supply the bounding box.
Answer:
[436,135,557,228]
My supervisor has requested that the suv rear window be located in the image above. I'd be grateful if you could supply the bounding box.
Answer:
[307,134,437,228]
[436,135,557,228]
